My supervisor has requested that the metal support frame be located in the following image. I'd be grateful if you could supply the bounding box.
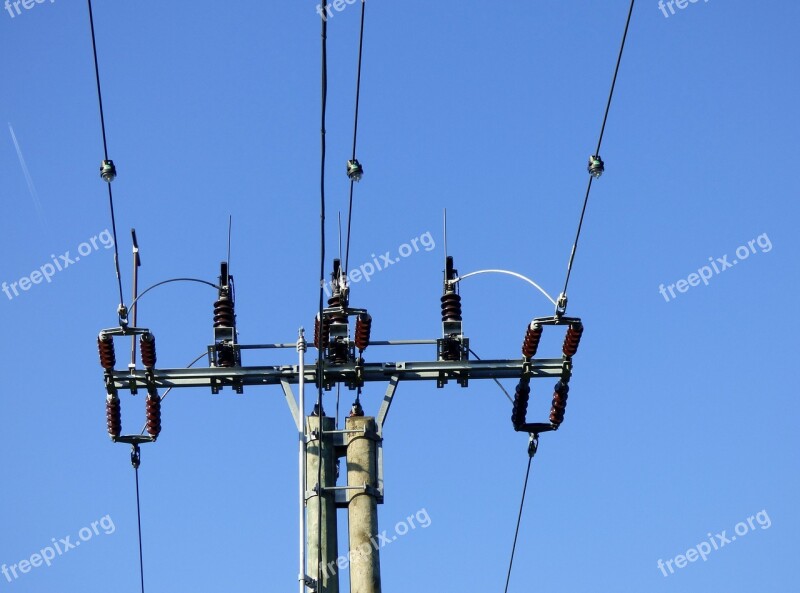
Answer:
[105,356,565,392]
[102,330,578,593]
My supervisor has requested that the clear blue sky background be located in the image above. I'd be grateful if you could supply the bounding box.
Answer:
[1,1,797,591]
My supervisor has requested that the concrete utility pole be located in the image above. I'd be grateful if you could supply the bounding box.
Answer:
[347,416,381,593]
[306,415,339,593]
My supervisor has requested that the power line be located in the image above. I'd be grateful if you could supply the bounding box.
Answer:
[560,0,636,302]
[503,436,538,593]
[344,0,367,274]
[316,9,329,590]
[86,0,125,309]
[130,445,145,593]
[468,348,513,403]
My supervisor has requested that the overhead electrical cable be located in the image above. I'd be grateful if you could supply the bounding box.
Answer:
[316,10,329,590]
[137,351,208,435]
[344,0,367,275]
[503,437,537,593]
[86,0,125,309]
[504,3,637,591]
[560,0,636,307]
[131,445,145,593]
[468,348,513,403]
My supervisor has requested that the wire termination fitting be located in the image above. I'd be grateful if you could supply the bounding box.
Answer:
[555,292,568,317]
[100,159,117,182]
[130,444,141,470]
[346,159,364,182]
[117,304,129,327]
[349,397,364,417]
[587,155,604,178]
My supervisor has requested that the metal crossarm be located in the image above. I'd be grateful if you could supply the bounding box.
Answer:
[104,357,567,393]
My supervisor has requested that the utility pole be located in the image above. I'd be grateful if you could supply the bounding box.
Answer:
[98,258,584,592]
[306,414,339,593]
[346,415,381,593]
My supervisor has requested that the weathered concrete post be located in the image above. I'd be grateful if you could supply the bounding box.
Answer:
[346,415,382,593]
[306,415,339,593]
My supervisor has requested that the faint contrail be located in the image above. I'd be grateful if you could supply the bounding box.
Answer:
[8,123,47,229]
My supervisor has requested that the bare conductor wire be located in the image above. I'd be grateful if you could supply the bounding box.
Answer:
[344,0,367,275]
[316,10,329,590]
[86,0,125,309]
[560,0,636,310]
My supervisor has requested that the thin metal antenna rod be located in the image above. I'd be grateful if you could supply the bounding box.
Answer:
[227,216,232,271]
[338,213,343,264]
[129,229,141,369]
[443,208,448,262]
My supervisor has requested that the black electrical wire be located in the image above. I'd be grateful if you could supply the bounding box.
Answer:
[138,351,207,435]
[344,0,367,275]
[503,443,536,593]
[316,11,329,590]
[130,445,145,593]
[561,0,636,299]
[469,348,513,403]
[86,0,125,308]
[336,384,341,429]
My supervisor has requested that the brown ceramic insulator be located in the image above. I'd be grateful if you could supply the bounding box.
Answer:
[139,333,157,369]
[145,392,161,439]
[549,382,569,427]
[213,294,235,328]
[354,313,372,351]
[440,292,462,322]
[522,322,543,358]
[98,333,116,370]
[562,323,584,357]
[106,396,121,439]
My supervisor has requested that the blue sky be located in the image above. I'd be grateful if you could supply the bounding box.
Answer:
[1,1,797,591]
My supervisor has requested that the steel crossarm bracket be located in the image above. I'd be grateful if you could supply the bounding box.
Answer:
[106,358,564,392]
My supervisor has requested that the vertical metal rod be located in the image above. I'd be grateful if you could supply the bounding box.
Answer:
[298,329,308,593]
[443,208,448,260]
[129,229,140,369]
